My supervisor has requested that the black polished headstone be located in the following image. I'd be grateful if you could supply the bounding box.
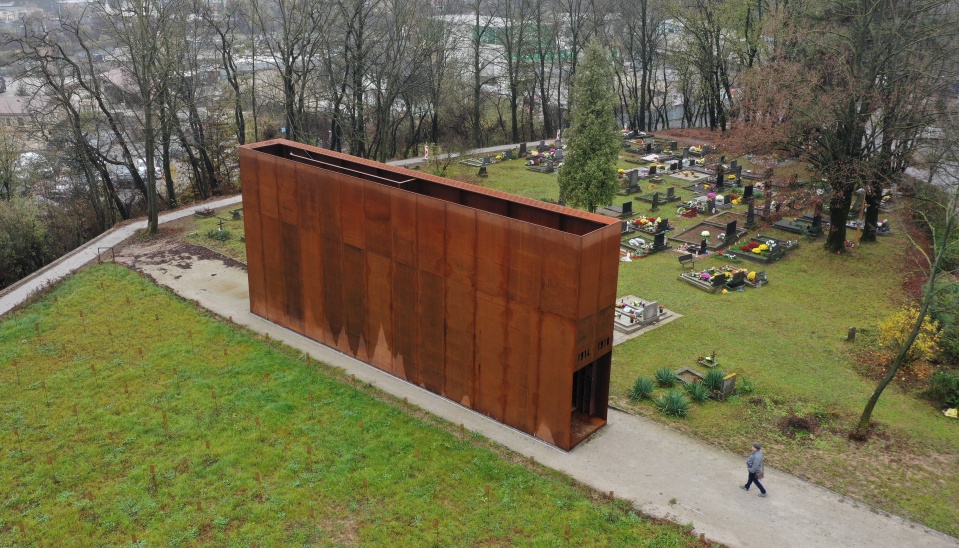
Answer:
[725,220,737,240]
[746,202,756,227]
[649,165,657,175]
[651,192,660,211]
[519,142,527,157]
[700,239,708,254]
[622,201,633,216]
[744,185,754,202]
[628,170,639,190]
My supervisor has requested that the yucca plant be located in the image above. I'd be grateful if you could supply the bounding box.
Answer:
[629,376,655,402]
[655,367,677,387]
[655,390,690,418]
[685,381,710,403]
[703,369,727,392]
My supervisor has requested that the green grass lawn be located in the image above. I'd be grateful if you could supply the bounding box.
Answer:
[0,265,699,546]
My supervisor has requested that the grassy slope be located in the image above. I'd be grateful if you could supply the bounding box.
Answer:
[0,265,697,546]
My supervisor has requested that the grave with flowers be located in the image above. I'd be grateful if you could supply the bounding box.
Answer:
[730,235,798,264]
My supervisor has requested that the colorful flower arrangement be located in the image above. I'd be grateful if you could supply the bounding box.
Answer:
[701,230,711,238]
[740,241,769,254]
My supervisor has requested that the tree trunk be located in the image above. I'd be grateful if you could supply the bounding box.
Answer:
[824,188,852,252]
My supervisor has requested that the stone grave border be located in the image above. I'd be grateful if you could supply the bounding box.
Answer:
[611,294,682,346]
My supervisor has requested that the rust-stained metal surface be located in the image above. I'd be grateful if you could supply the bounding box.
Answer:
[240,140,621,450]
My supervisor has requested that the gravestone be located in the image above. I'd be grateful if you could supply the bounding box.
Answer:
[716,167,726,190]
[622,201,633,216]
[621,220,629,234]
[666,187,675,199]
[725,220,738,242]
[682,147,690,158]
[710,272,727,286]
[762,198,772,221]
[643,301,659,324]
[720,156,726,164]
[478,166,488,177]
[652,219,670,251]
[670,141,678,151]
[670,162,679,172]
[706,198,715,214]
[482,156,492,165]
[727,270,746,288]
[538,141,547,152]
[555,139,563,148]
[851,192,863,212]
[743,184,754,203]
[812,213,822,232]
[628,170,639,192]
[735,165,743,179]
[554,148,564,161]
[649,165,657,176]
[503,149,513,160]
[700,239,708,254]
[746,202,756,227]
[545,162,554,173]
[720,373,737,398]
[650,192,660,211]
[730,159,738,170]
[645,143,652,152]
[519,142,527,157]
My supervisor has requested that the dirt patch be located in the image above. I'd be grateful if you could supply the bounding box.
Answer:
[778,413,821,439]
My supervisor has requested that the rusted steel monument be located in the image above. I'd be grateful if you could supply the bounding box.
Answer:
[240,140,620,449]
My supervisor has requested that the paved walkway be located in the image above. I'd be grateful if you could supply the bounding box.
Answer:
[2,192,957,548]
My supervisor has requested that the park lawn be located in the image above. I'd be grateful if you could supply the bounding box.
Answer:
[0,265,699,546]
[179,155,959,536]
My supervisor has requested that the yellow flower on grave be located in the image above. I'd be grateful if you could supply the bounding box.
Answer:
[758,244,769,252]
[618,169,625,174]
[748,271,756,281]
[752,248,763,254]
[722,289,728,295]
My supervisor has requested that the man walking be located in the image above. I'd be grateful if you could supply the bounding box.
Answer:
[741,443,767,497]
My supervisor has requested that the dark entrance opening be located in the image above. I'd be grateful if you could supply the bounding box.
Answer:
[570,353,611,447]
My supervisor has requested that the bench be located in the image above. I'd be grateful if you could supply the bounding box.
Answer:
[678,253,696,271]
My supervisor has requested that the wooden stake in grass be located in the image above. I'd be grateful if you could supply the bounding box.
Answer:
[12,359,19,385]
[18,522,24,535]
[132,533,138,543]
[155,313,159,322]
[72,404,78,417]
[309,508,315,519]
[359,420,364,434]
[254,417,261,427]
[150,465,157,492]
[162,411,168,431]
[306,445,312,456]
[205,440,211,451]
[263,371,269,382]
[212,390,218,414]
[13,427,21,451]
[255,472,261,483]
[196,501,202,511]
[47,456,53,466]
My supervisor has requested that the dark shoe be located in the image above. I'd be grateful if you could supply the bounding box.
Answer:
[740,485,749,491]
[759,493,767,497]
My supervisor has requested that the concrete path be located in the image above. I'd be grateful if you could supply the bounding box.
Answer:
[0,195,240,314]
[2,190,957,547]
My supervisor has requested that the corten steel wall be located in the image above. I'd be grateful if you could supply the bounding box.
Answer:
[240,140,621,450]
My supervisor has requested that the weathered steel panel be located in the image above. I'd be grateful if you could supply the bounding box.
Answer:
[240,140,620,450]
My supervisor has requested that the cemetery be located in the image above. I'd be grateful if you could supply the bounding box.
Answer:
[668,219,746,253]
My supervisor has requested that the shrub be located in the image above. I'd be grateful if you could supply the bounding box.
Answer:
[206,229,232,241]
[655,390,690,418]
[738,377,756,395]
[629,376,655,402]
[703,369,726,392]
[929,370,959,408]
[878,305,940,362]
[654,367,676,387]
[685,381,710,403]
